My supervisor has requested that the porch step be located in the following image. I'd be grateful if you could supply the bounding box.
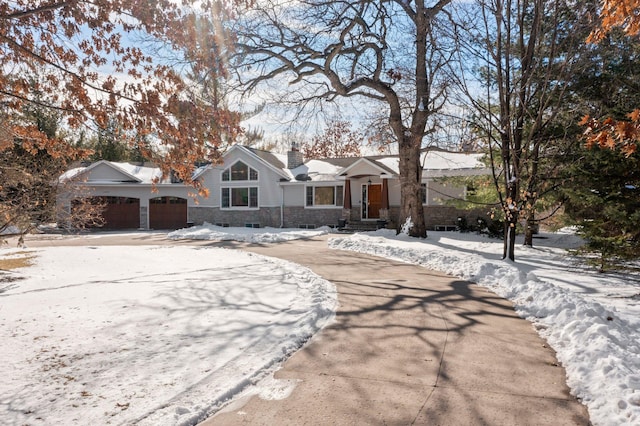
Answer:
[339,220,387,233]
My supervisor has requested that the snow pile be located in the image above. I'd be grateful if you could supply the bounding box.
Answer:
[329,230,640,426]
[0,245,336,426]
[168,223,331,243]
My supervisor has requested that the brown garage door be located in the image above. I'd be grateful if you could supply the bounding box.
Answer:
[74,196,140,229]
[149,196,187,229]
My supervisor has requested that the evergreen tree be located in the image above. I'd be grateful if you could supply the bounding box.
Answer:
[562,147,640,271]
[559,28,640,269]
[90,119,135,162]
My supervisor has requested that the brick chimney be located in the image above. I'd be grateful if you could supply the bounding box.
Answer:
[287,142,304,169]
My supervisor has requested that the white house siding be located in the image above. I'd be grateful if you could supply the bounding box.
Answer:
[82,163,136,181]
[344,161,382,177]
[60,148,490,231]
[187,148,288,228]
[282,184,304,207]
[386,179,402,206]
[215,150,285,208]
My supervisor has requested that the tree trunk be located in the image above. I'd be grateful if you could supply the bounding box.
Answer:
[506,221,517,261]
[397,135,427,238]
[524,210,535,246]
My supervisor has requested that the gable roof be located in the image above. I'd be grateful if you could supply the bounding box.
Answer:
[61,160,146,183]
[63,147,489,187]
[337,157,397,179]
[60,160,179,184]
[224,145,291,180]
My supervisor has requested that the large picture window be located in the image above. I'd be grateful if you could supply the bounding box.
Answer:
[221,187,258,208]
[222,161,258,182]
[306,185,343,207]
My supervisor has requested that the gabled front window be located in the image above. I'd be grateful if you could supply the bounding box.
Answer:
[222,161,258,181]
[221,187,258,208]
[306,185,343,207]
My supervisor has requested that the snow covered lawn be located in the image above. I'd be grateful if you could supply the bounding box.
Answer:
[0,239,336,425]
[329,229,640,426]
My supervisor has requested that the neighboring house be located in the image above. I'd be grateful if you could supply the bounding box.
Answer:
[59,145,490,230]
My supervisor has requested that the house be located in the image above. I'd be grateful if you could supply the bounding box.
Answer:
[59,145,490,231]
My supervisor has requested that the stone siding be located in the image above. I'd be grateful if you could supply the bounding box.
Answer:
[424,206,489,229]
[282,207,343,228]
[370,206,488,231]
[139,206,148,229]
[189,206,281,228]
[187,205,488,231]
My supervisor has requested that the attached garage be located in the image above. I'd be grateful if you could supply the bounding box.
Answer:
[73,196,140,229]
[149,196,187,229]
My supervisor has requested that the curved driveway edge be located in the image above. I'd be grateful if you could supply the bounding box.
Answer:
[199,236,589,425]
[10,232,590,425]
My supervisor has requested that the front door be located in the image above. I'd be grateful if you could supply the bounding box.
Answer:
[362,184,382,219]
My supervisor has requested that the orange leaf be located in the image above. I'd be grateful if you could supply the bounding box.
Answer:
[578,114,592,126]
[628,109,640,122]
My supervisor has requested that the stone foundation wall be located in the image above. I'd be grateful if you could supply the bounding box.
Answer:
[424,206,489,229]
[368,206,488,231]
[282,207,342,228]
[187,205,489,231]
[189,206,281,228]
[139,206,148,229]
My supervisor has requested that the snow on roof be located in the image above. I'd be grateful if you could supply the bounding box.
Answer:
[59,166,86,182]
[61,161,172,184]
[109,162,163,183]
[421,150,486,170]
[359,151,486,177]
[65,150,488,186]
[287,159,345,182]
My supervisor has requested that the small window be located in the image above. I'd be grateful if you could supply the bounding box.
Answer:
[421,183,427,204]
[222,161,258,182]
[231,162,248,181]
[221,188,230,208]
[306,187,314,206]
[249,187,258,207]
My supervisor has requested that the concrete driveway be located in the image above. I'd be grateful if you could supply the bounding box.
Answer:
[10,231,590,425]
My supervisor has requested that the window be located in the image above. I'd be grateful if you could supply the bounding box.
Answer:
[421,183,427,204]
[222,161,258,182]
[149,196,187,205]
[221,187,258,208]
[306,185,343,207]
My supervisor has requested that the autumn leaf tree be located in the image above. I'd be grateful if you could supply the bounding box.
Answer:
[0,1,242,235]
[588,0,640,41]
[302,121,362,160]
[0,80,104,238]
[581,0,640,155]
[231,0,455,238]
